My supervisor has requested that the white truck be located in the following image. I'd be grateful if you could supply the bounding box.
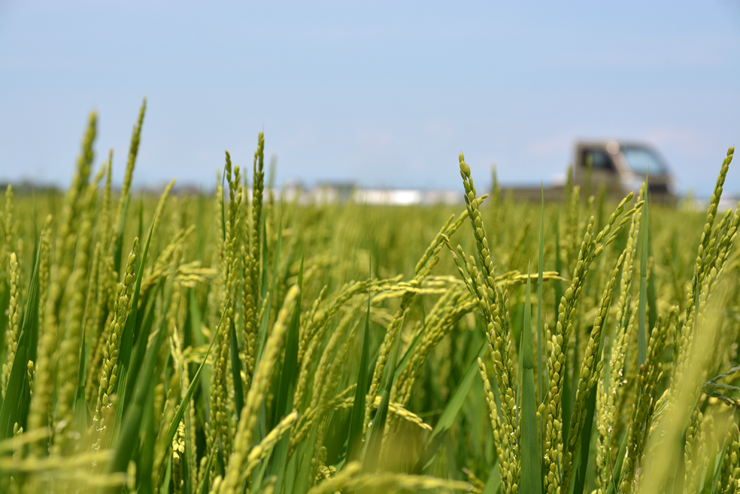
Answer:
[501,141,676,203]
[573,140,676,202]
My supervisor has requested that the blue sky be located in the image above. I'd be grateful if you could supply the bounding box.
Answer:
[1,1,739,195]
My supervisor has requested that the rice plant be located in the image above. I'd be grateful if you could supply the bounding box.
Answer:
[0,103,738,494]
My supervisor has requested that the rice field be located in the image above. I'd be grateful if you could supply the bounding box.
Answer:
[0,103,739,493]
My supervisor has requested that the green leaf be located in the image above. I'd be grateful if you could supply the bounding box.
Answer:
[164,306,227,448]
[136,380,157,494]
[520,263,541,494]
[537,184,547,464]
[363,325,402,473]
[160,455,173,494]
[108,278,175,476]
[256,214,283,366]
[269,256,303,494]
[118,182,174,413]
[638,188,649,367]
[293,423,318,494]
[229,321,245,419]
[198,436,218,494]
[0,243,41,439]
[122,282,160,428]
[482,460,501,494]
[605,430,628,494]
[646,207,657,338]
[347,297,372,463]
[393,321,426,384]
[188,289,211,420]
[220,170,227,242]
[113,193,130,276]
[572,303,612,494]
[417,341,487,472]
[570,372,597,494]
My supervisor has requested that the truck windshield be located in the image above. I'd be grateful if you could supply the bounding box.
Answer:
[621,147,667,175]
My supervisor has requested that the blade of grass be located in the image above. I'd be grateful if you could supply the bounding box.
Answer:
[256,214,283,365]
[482,460,501,494]
[113,194,130,276]
[570,362,598,494]
[108,276,176,478]
[537,184,546,406]
[293,425,317,494]
[363,323,402,473]
[605,430,628,494]
[118,180,175,413]
[393,322,426,384]
[646,204,657,336]
[537,184,547,473]
[520,263,541,494]
[160,455,173,494]
[638,186,649,367]
[188,289,210,419]
[0,243,41,438]
[347,297,372,463]
[0,283,9,374]
[136,380,157,494]
[164,306,226,447]
[269,256,303,494]
[416,340,487,472]
[197,433,218,494]
[229,321,245,419]
[122,282,160,425]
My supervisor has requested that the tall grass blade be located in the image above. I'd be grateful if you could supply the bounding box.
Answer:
[605,430,628,494]
[482,461,501,494]
[520,263,541,494]
[0,244,40,438]
[537,184,546,406]
[122,282,161,423]
[347,297,372,463]
[188,289,211,419]
[229,322,245,418]
[256,214,283,365]
[363,323,402,473]
[638,187,649,367]
[417,341,487,472]
[118,180,175,410]
[646,207,657,335]
[165,306,227,447]
[108,286,172,476]
[571,366,598,494]
[113,194,130,275]
[269,256,303,493]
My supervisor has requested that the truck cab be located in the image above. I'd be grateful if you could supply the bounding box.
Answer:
[573,141,676,202]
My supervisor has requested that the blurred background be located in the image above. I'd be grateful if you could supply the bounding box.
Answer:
[0,0,739,196]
